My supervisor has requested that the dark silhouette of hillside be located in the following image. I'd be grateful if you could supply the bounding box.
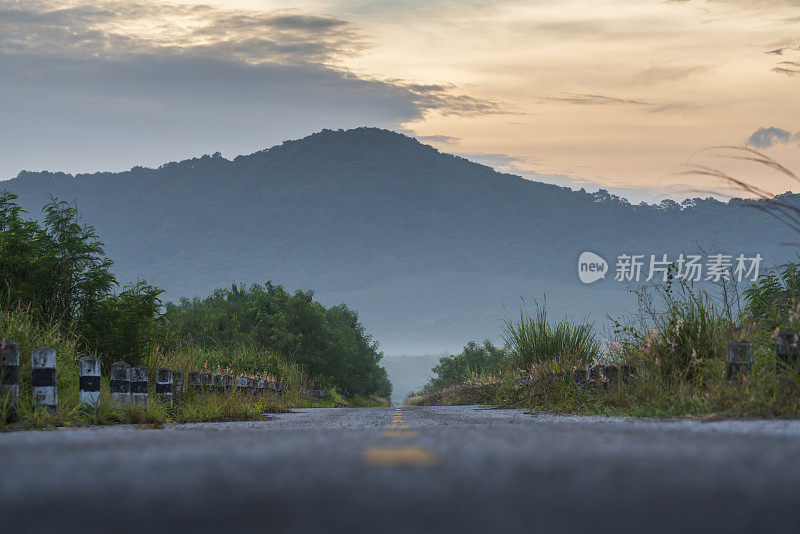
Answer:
[3,127,797,354]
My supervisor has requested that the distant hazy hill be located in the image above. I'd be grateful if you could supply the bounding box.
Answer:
[2,128,797,356]
[382,354,446,402]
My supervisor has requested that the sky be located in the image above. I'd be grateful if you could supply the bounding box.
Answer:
[1,0,799,202]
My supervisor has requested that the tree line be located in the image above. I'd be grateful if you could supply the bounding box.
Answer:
[0,192,390,398]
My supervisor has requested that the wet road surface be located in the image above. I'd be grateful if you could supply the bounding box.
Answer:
[2,405,799,533]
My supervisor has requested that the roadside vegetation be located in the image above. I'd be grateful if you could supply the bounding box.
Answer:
[409,148,800,417]
[408,265,800,417]
[0,193,390,429]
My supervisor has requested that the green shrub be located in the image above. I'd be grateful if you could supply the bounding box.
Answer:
[424,340,508,392]
[744,260,800,328]
[501,299,600,370]
[163,283,391,397]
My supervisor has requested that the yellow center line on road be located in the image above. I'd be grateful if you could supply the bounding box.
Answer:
[363,446,438,467]
[381,430,417,438]
[363,408,439,466]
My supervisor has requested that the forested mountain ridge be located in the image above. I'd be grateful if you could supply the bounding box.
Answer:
[3,127,797,354]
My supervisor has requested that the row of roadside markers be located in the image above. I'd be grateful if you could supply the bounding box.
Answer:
[0,339,328,414]
[518,331,800,390]
[518,363,637,390]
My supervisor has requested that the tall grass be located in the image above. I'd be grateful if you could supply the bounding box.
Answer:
[415,274,800,417]
[501,299,601,370]
[623,279,728,384]
[0,303,346,429]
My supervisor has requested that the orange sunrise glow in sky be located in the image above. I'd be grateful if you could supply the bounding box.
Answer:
[1,0,799,201]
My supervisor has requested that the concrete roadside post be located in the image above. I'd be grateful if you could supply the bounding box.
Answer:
[620,364,636,385]
[775,329,799,373]
[727,340,753,383]
[188,372,200,392]
[236,376,248,393]
[588,366,602,391]
[156,368,173,406]
[31,347,58,413]
[110,361,131,405]
[173,371,185,395]
[200,373,213,392]
[131,365,148,407]
[573,368,587,392]
[0,339,20,409]
[603,365,619,388]
[79,356,101,407]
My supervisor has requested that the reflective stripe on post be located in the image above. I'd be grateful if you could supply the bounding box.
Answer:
[31,347,57,413]
[131,365,148,407]
[0,339,20,407]
[110,361,131,405]
[79,356,101,407]
[156,368,173,406]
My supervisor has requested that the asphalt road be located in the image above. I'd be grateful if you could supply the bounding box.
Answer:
[2,406,800,533]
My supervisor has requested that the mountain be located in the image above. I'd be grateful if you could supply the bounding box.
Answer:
[2,127,797,356]
[381,353,446,401]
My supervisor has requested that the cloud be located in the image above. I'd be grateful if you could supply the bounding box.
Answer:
[0,0,514,178]
[646,102,703,114]
[772,63,800,76]
[635,64,711,84]
[415,135,462,145]
[394,82,510,116]
[0,1,507,117]
[460,153,543,173]
[542,93,651,106]
[460,151,694,204]
[0,52,435,178]
[765,39,800,75]
[745,127,795,148]
[0,1,368,65]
